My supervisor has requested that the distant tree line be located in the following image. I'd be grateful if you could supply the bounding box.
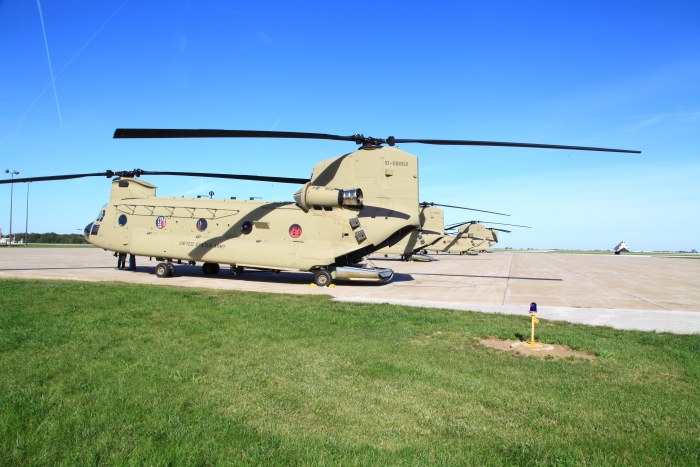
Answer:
[9,232,89,244]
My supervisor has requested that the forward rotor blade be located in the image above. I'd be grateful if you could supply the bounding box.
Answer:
[0,171,113,184]
[114,128,641,154]
[140,170,310,185]
[114,128,360,143]
[422,202,509,217]
[0,170,310,186]
[392,138,641,154]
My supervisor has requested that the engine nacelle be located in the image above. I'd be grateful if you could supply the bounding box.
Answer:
[293,183,363,211]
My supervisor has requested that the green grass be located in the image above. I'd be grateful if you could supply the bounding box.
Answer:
[1,280,699,466]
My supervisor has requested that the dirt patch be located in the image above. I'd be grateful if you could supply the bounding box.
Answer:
[479,338,595,361]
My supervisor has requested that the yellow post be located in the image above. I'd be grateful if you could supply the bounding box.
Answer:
[523,302,543,348]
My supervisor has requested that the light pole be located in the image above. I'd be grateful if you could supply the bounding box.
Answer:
[25,183,30,246]
[5,169,19,247]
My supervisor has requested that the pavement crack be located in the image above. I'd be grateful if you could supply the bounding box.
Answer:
[501,254,514,305]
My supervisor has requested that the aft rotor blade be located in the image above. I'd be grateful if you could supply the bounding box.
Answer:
[446,220,532,230]
[489,228,511,233]
[114,128,360,143]
[0,171,113,184]
[141,170,310,184]
[422,202,509,217]
[483,221,531,228]
[392,138,641,154]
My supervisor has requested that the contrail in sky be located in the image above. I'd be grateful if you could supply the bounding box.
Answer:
[255,118,282,150]
[2,0,129,140]
[36,0,62,127]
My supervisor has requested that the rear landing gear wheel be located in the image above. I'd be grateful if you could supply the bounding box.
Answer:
[167,263,175,277]
[203,262,220,275]
[314,270,332,287]
[155,262,170,278]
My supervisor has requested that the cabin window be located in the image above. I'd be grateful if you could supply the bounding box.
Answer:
[118,214,128,227]
[241,221,253,235]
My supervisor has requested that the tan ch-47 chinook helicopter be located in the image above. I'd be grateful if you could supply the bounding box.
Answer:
[0,129,639,287]
[433,221,532,255]
[373,202,512,262]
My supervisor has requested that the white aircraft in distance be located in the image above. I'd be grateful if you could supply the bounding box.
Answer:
[614,241,630,255]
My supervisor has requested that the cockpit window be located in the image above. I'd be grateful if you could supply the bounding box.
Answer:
[91,224,100,235]
[96,210,106,222]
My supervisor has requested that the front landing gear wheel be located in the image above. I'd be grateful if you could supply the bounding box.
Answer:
[203,263,220,275]
[155,262,170,278]
[314,270,332,287]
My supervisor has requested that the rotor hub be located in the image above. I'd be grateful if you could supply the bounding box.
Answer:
[353,134,396,148]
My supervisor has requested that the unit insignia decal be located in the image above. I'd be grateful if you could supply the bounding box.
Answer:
[156,216,167,229]
[196,218,208,232]
[289,224,302,238]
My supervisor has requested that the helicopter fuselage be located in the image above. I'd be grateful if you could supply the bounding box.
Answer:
[433,223,496,254]
[85,147,421,275]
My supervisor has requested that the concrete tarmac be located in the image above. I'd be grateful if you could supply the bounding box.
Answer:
[1,248,698,334]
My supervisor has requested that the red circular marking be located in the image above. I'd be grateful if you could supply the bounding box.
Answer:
[289,224,302,238]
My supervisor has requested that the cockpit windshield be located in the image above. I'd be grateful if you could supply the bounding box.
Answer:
[96,204,107,222]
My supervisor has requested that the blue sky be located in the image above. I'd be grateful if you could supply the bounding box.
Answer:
[1,0,698,250]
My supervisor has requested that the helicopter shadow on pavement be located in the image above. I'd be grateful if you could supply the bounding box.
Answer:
[135,263,406,286]
[0,266,116,271]
[141,263,315,285]
[407,272,562,281]
[170,263,341,286]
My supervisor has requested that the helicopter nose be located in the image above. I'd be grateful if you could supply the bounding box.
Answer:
[84,223,93,241]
